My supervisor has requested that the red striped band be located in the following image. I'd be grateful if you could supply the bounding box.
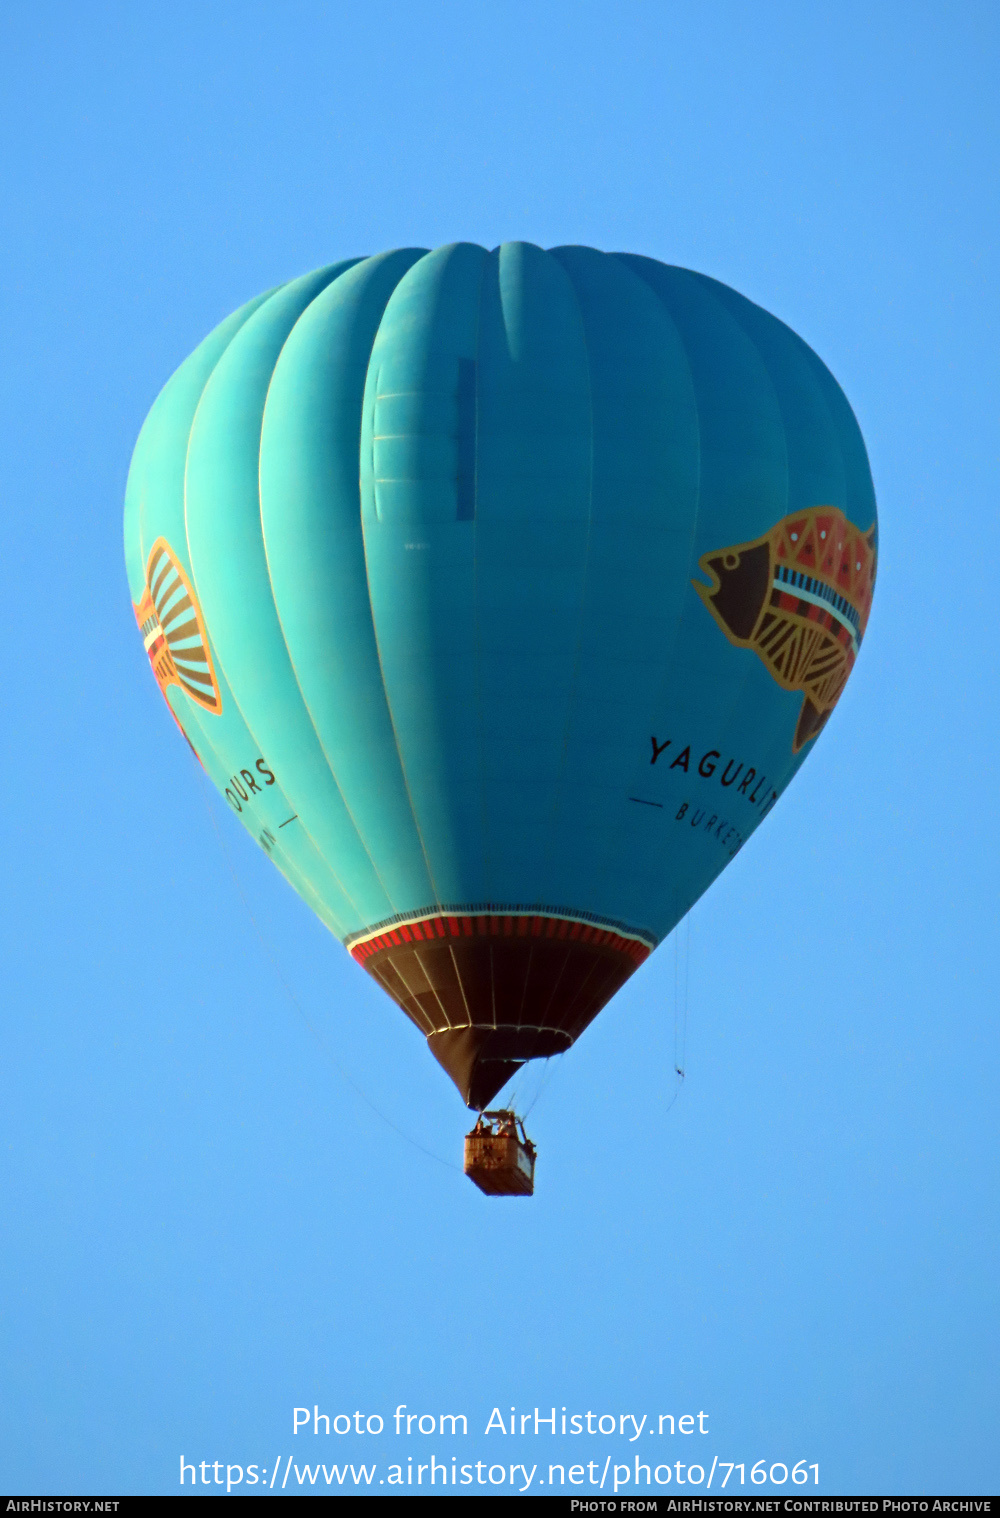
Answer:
[347,911,653,969]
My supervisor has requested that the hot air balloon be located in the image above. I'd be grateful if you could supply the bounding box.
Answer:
[124,243,877,1162]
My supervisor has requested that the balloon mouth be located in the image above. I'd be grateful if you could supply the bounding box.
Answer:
[348,908,654,1108]
[428,1025,573,1110]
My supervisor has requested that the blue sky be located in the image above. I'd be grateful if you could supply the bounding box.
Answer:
[1,0,997,1497]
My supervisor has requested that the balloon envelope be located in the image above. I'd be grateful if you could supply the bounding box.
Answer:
[124,244,877,1108]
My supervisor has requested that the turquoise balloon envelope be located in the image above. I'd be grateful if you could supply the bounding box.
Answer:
[124,244,877,1108]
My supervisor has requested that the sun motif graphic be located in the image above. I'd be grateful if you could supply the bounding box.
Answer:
[133,537,222,715]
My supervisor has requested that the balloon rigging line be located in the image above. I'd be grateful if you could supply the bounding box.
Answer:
[523,1057,557,1119]
[683,912,691,1075]
[196,774,462,1174]
[502,1051,557,1122]
[674,911,691,1080]
[661,913,691,1118]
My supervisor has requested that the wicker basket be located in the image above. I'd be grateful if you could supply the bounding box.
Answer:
[464,1112,536,1196]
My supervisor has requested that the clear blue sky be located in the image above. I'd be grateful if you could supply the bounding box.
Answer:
[2,0,997,1497]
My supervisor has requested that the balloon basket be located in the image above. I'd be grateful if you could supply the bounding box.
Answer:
[463,1111,536,1197]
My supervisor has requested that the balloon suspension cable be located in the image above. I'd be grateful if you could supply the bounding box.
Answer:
[681,910,691,1076]
[196,772,462,1174]
[662,909,691,1116]
[522,1056,556,1119]
[499,1051,556,1124]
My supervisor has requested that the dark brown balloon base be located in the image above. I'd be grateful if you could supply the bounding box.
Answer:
[427,1024,571,1111]
[348,909,653,1108]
